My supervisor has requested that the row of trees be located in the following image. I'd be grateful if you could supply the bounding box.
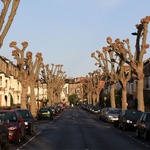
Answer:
[0,2,150,114]
[86,16,150,112]
[10,41,66,117]
[0,1,66,117]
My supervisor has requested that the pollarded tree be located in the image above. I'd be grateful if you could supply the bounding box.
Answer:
[93,70,107,106]
[10,41,43,117]
[53,69,66,104]
[88,70,107,106]
[91,49,117,108]
[0,0,20,48]
[88,72,97,106]
[10,41,30,109]
[25,51,43,117]
[41,64,65,106]
[84,75,93,104]
[108,16,150,111]
[105,38,132,110]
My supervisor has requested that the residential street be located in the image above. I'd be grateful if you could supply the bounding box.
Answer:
[11,106,150,150]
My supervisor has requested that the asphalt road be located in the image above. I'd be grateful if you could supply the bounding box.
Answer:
[11,106,150,150]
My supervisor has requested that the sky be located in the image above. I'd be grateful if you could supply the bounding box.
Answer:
[1,0,150,78]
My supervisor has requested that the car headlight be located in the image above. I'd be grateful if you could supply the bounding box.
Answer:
[126,120,132,123]
[8,126,17,130]
[25,122,28,125]
[108,115,113,118]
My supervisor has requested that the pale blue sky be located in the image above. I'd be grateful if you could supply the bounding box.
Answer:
[1,0,150,78]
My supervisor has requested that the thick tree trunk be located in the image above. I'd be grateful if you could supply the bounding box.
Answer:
[110,84,116,108]
[137,78,145,111]
[47,87,52,106]
[30,85,37,118]
[96,91,100,105]
[122,88,127,110]
[21,84,28,109]
[88,92,92,104]
[92,93,96,106]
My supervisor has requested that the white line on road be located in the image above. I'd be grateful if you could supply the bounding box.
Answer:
[17,131,41,150]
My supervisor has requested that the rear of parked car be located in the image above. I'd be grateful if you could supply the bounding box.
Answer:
[37,107,53,120]
[15,109,35,135]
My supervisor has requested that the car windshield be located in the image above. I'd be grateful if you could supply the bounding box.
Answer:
[109,109,121,114]
[93,106,100,110]
[126,110,142,118]
[0,112,17,123]
[17,110,30,118]
[40,108,49,112]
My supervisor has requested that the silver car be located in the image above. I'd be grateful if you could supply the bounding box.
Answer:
[104,108,122,123]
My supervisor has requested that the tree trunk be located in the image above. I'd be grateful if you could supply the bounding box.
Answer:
[110,84,116,108]
[47,88,52,106]
[96,91,100,105]
[137,78,145,111]
[30,85,37,118]
[122,88,127,110]
[21,84,28,109]
[92,93,96,106]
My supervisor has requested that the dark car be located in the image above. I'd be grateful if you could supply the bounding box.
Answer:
[118,109,143,131]
[37,107,53,120]
[136,112,150,140]
[99,108,107,121]
[54,105,62,115]
[0,110,26,144]
[49,106,56,116]
[90,106,100,114]
[0,123,9,149]
[15,109,35,135]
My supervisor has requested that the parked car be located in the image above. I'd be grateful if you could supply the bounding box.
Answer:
[99,108,107,121]
[15,109,35,135]
[90,106,100,114]
[0,110,26,144]
[118,109,143,131]
[0,123,9,149]
[49,106,56,116]
[37,107,53,120]
[136,112,150,140]
[104,108,122,123]
[54,105,62,115]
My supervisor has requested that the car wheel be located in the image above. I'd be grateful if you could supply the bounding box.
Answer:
[136,128,140,138]
[144,131,148,140]
[16,132,21,144]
